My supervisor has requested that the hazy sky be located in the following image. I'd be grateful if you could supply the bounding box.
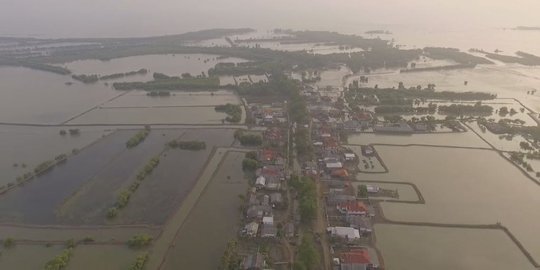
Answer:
[0,0,539,38]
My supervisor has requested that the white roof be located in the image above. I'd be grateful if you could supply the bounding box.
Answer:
[327,226,360,240]
[255,176,266,186]
[344,153,356,158]
[262,216,274,225]
[326,162,343,169]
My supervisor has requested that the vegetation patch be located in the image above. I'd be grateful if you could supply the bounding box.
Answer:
[126,127,151,148]
[44,248,74,270]
[167,140,207,151]
[234,130,262,146]
[129,252,149,270]
[215,104,242,123]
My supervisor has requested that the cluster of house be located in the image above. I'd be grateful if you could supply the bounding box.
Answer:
[304,98,379,270]
[249,103,287,126]
[243,147,291,239]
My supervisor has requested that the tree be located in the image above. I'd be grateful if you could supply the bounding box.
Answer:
[358,184,368,198]
[220,241,241,270]
[242,158,259,172]
[3,238,15,248]
[296,233,320,270]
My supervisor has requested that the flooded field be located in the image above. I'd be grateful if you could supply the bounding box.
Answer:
[60,54,248,82]
[346,65,540,111]
[0,67,116,124]
[467,122,529,152]
[315,66,351,88]
[0,225,158,242]
[67,245,137,270]
[113,129,236,225]
[66,106,233,125]
[0,125,112,186]
[0,245,64,270]
[361,145,540,262]
[347,131,489,148]
[160,151,248,270]
[102,90,241,108]
[375,224,536,270]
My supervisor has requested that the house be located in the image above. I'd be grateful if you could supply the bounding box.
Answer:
[243,221,259,237]
[331,168,349,179]
[246,205,272,220]
[325,157,343,170]
[286,223,295,238]
[270,193,284,208]
[262,216,274,225]
[339,249,372,270]
[261,223,277,238]
[265,177,281,191]
[259,149,281,164]
[373,122,414,134]
[361,145,375,157]
[344,153,356,161]
[337,201,368,216]
[343,120,361,132]
[366,185,380,194]
[255,176,266,189]
[346,215,373,234]
[242,252,265,270]
[327,194,357,206]
[327,226,360,241]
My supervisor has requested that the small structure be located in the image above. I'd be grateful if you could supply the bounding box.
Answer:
[366,185,380,194]
[286,223,295,238]
[327,226,360,241]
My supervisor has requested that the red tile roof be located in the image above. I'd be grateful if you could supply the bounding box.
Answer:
[340,249,371,264]
[337,201,368,213]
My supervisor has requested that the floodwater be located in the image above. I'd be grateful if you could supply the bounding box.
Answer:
[346,64,540,111]
[0,130,137,224]
[361,145,540,263]
[347,130,489,148]
[61,54,247,82]
[375,224,536,270]
[0,125,112,186]
[0,245,64,270]
[66,106,232,125]
[161,151,248,270]
[67,245,137,270]
[116,129,236,225]
[0,67,116,124]
[102,90,241,108]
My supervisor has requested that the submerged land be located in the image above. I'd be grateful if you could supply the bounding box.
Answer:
[1,28,540,269]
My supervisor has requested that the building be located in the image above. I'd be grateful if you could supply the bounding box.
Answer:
[346,215,373,234]
[261,223,277,238]
[339,249,373,270]
[243,222,259,237]
[344,153,356,161]
[337,201,368,216]
[327,226,360,241]
[270,192,284,208]
[262,216,274,225]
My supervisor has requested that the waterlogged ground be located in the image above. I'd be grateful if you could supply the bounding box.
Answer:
[361,145,540,263]
[161,151,248,270]
[103,90,241,107]
[66,106,231,125]
[347,130,489,148]
[0,126,113,186]
[0,67,117,124]
[60,54,248,82]
[375,224,536,270]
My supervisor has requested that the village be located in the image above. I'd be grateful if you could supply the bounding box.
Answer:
[224,79,448,270]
